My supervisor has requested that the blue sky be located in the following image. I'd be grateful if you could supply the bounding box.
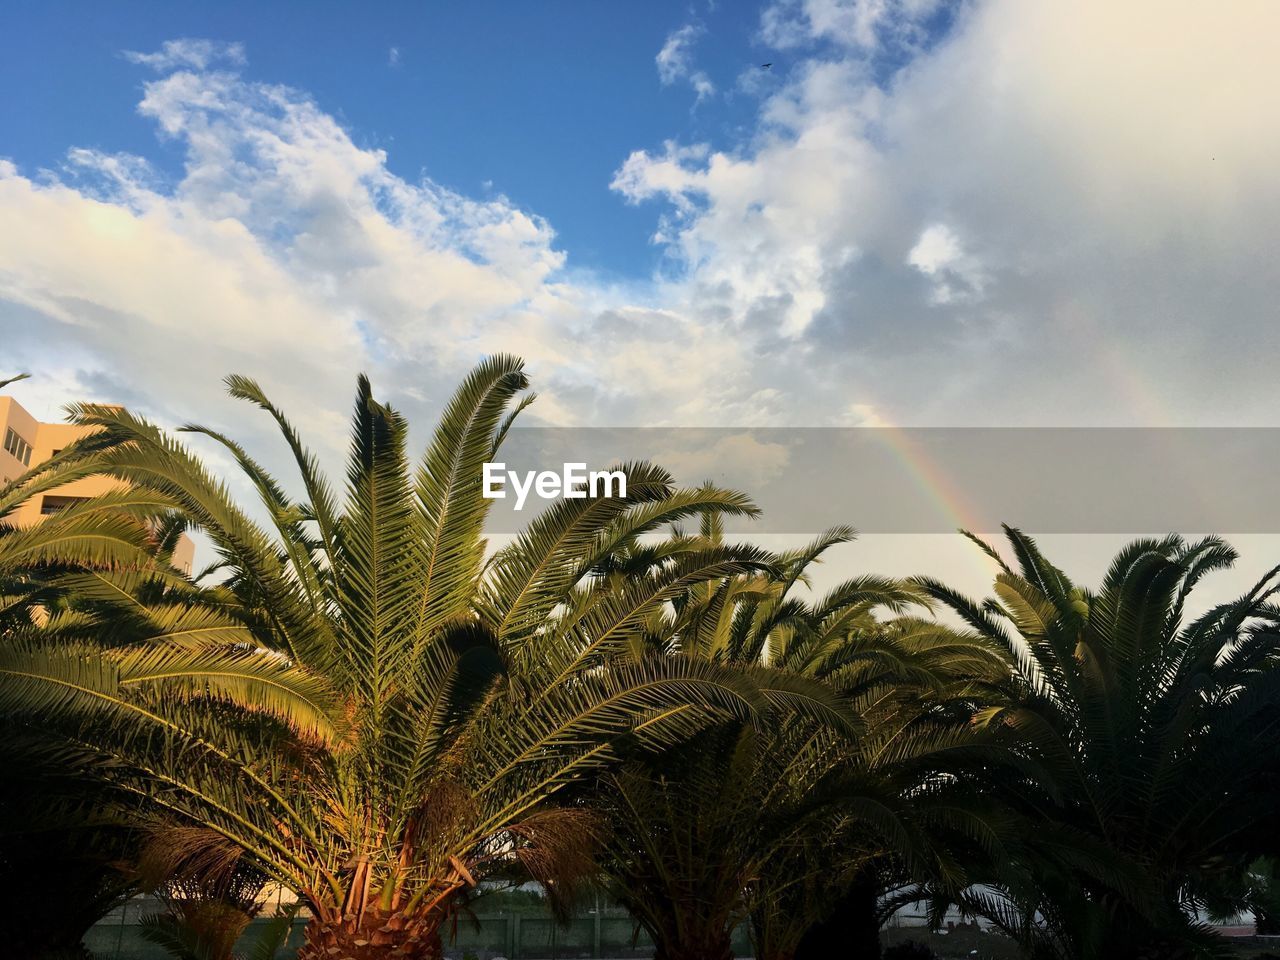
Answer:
[1,1,780,276]
[0,1,961,278]
[1,0,1278,592]
[1,0,1276,434]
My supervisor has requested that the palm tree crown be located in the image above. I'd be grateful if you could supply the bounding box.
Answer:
[922,527,1280,958]
[2,356,793,960]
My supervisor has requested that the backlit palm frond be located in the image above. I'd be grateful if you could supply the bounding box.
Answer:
[0,502,161,572]
[2,649,336,895]
[467,655,768,838]
[413,354,528,639]
[69,402,334,669]
[932,526,1280,957]
[0,442,120,517]
[772,524,857,591]
[1,635,337,745]
[384,622,507,816]
[335,376,420,710]
[223,373,342,565]
[178,422,325,607]
[581,484,760,574]
[540,544,776,684]
[481,460,679,649]
[489,390,538,458]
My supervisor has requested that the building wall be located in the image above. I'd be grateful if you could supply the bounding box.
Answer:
[0,395,194,575]
[0,395,41,485]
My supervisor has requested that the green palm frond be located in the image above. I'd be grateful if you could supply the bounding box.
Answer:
[482,459,681,647]
[69,402,336,669]
[8,357,800,950]
[0,505,159,571]
[414,354,528,637]
[337,376,420,707]
[1,637,336,744]
[543,544,776,684]
[178,422,324,605]
[928,526,1280,958]
[223,373,342,563]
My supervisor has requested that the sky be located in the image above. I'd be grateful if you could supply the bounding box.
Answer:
[3,0,1280,598]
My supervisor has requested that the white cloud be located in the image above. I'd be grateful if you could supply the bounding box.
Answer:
[656,25,699,84]
[840,402,889,427]
[0,41,767,484]
[905,224,959,275]
[613,0,1280,427]
[653,432,792,488]
[6,12,1280,589]
[906,224,986,304]
[123,39,246,72]
[690,73,715,103]
[760,0,941,50]
[388,46,400,67]
[1,54,583,459]
[656,24,716,104]
[6,0,1280,486]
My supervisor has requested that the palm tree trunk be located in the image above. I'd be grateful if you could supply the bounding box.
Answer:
[653,927,735,960]
[794,869,880,960]
[1258,908,1280,935]
[295,912,444,960]
[1100,903,1199,960]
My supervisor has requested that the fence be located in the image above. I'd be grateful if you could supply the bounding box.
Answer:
[84,898,756,959]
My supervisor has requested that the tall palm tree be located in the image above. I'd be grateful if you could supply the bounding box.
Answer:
[1,356,816,960]
[0,760,136,960]
[0,432,222,959]
[594,519,1011,960]
[920,527,1280,959]
[758,612,1019,960]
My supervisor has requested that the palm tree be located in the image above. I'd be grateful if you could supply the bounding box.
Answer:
[920,527,1280,959]
[1,356,805,960]
[0,764,136,960]
[0,432,222,959]
[759,612,1020,960]
[593,520,1011,960]
[136,837,275,960]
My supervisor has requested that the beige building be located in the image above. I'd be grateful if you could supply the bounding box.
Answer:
[1,393,194,574]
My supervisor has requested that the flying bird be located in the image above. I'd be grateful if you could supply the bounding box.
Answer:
[761,62,772,69]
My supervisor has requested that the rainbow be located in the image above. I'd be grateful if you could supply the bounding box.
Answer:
[863,421,992,536]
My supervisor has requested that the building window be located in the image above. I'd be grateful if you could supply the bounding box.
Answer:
[3,427,32,466]
[40,495,90,516]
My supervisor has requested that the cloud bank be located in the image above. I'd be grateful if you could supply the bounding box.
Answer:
[618,0,1280,427]
[3,0,1279,487]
